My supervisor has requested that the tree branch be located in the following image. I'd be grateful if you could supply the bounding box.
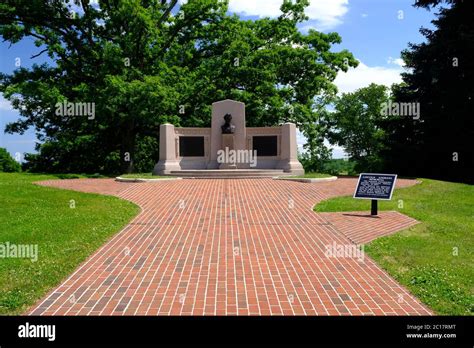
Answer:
[30,48,48,59]
[158,0,179,26]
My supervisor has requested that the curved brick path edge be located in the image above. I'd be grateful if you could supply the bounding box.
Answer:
[29,177,431,315]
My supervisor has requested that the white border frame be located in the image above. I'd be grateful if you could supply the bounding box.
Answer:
[353,173,398,200]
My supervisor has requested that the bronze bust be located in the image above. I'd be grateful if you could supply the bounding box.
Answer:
[221,113,235,134]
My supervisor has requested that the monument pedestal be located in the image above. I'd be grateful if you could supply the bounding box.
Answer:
[219,134,237,169]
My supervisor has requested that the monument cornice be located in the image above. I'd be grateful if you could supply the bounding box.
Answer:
[175,128,211,135]
[246,127,282,135]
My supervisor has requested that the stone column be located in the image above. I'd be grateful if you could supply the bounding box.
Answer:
[208,100,246,169]
[153,123,181,175]
[277,122,304,175]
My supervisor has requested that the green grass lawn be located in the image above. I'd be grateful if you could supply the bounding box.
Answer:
[315,179,473,315]
[0,173,139,315]
[290,172,333,178]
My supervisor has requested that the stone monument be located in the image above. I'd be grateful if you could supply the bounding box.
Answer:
[153,99,304,176]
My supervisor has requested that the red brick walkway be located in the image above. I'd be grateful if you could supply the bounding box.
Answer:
[30,178,431,315]
[318,211,420,245]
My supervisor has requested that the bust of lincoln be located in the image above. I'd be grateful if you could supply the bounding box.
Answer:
[221,113,235,134]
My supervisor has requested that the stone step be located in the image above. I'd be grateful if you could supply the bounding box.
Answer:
[167,169,291,178]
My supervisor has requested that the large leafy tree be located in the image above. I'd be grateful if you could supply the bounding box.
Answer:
[0,0,356,174]
[326,83,390,173]
[384,0,473,183]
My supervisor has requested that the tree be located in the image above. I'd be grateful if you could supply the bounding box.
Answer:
[0,0,356,174]
[0,147,21,172]
[384,0,473,183]
[326,84,390,172]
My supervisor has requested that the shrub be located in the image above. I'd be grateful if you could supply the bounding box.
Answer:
[0,148,21,172]
[322,159,357,176]
[299,153,357,176]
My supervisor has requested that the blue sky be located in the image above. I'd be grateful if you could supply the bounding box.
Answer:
[0,0,436,160]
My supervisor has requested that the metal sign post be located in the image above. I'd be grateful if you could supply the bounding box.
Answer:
[371,199,378,216]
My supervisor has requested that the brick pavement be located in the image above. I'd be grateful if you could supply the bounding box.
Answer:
[30,177,431,315]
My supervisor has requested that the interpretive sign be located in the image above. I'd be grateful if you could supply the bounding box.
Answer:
[354,173,397,200]
[353,173,397,215]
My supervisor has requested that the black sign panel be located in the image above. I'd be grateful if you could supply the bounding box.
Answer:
[354,173,397,200]
[179,136,205,157]
[252,136,278,156]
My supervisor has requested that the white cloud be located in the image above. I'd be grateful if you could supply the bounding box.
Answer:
[334,60,403,94]
[387,56,405,67]
[228,0,349,30]
[0,94,13,111]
